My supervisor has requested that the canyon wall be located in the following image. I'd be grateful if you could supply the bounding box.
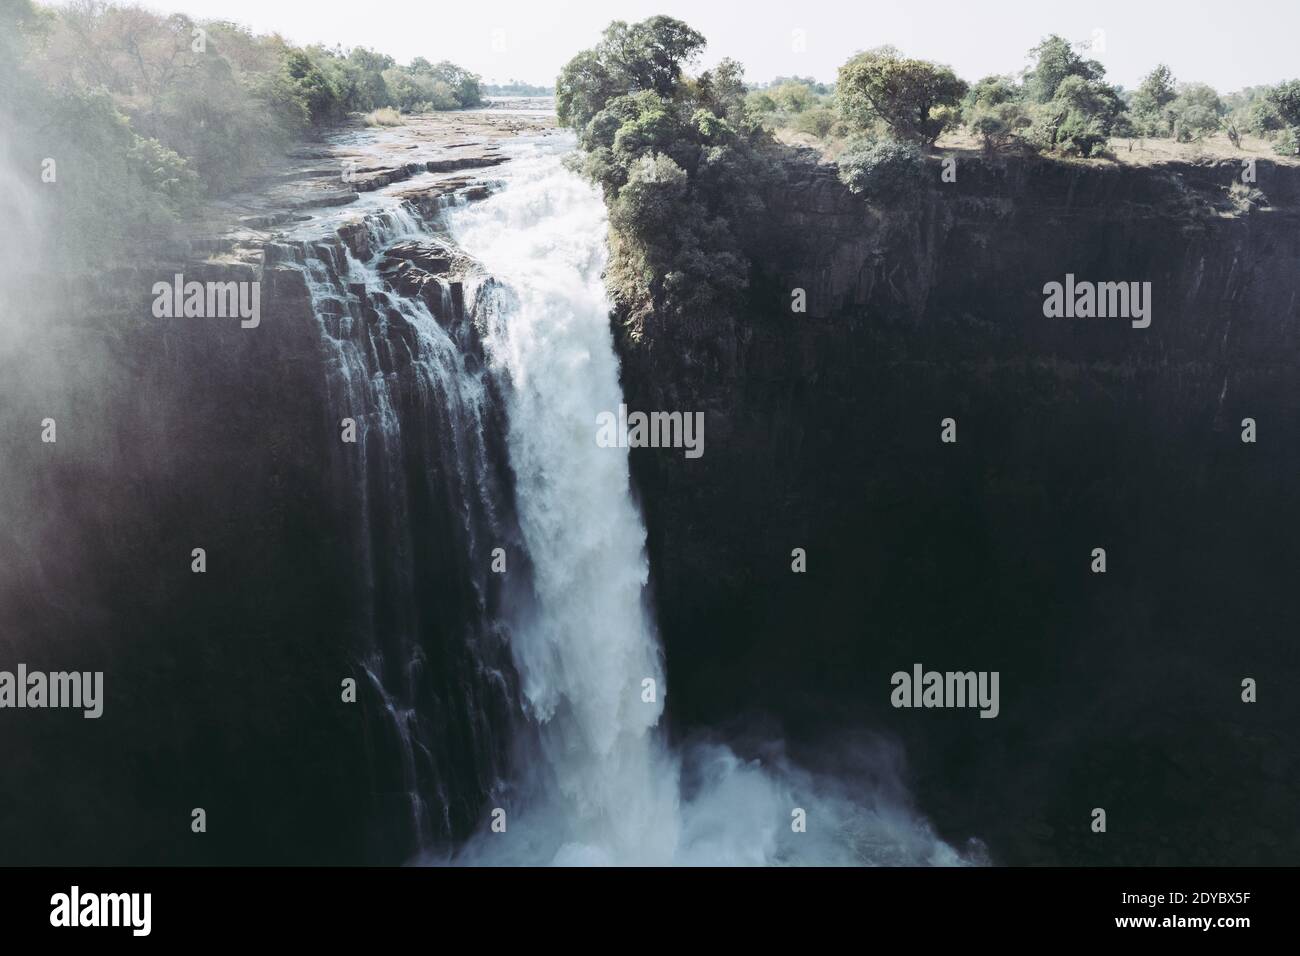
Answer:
[614,152,1300,865]
[0,182,519,863]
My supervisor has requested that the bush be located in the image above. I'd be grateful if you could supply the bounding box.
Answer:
[7,82,201,260]
[962,75,1031,153]
[792,107,838,138]
[1129,65,1176,137]
[836,138,926,201]
[1247,98,1285,135]
[1168,83,1224,142]
[1274,127,1299,158]
[769,81,817,114]
[365,107,403,126]
[1026,75,1124,157]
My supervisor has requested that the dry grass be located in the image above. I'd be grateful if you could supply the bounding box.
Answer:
[932,130,1299,167]
[364,107,403,127]
[786,125,1300,169]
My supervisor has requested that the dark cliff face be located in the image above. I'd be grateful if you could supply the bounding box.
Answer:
[614,153,1300,865]
[0,254,368,863]
[0,189,520,863]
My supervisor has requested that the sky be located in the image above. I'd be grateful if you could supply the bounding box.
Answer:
[48,0,1300,92]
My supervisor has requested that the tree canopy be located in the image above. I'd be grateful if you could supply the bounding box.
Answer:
[836,47,967,146]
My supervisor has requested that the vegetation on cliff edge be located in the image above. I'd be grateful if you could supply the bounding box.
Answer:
[0,0,485,258]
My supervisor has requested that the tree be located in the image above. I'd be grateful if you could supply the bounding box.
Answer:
[556,16,706,131]
[1023,35,1104,103]
[555,18,775,321]
[1267,80,1300,128]
[1018,35,1125,157]
[343,47,394,109]
[836,46,967,146]
[962,75,1031,153]
[1027,75,1125,157]
[280,48,341,126]
[1167,83,1224,142]
[769,81,816,113]
[1266,80,1300,156]
[426,60,484,108]
[1246,97,1284,135]
[1130,64,1176,136]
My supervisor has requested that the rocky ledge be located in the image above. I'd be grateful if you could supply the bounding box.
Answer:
[182,110,555,274]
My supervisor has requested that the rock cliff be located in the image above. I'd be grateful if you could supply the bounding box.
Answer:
[613,150,1300,865]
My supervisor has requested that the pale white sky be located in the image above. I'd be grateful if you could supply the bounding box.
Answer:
[51,0,1300,91]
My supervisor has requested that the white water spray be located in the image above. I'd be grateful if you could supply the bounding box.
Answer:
[444,136,968,866]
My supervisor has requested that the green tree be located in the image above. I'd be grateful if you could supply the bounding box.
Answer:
[280,48,342,126]
[962,75,1031,153]
[1130,64,1176,136]
[770,81,816,113]
[1266,80,1300,156]
[1023,35,1104,103]
[556,18,775,320]
[346,47,395,109]
[1267,80,1300,128]
[1018,36,1125,157]
[557,16,706,131]
[836,46,967,146]
[427,60,484,107]
[1027,74,1125,157]
[1167,82,1224,142]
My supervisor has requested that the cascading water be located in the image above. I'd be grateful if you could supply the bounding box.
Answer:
[440,135,969,866]
[447,139,682,864]
[283,197,523,861]
[284,128,967,866]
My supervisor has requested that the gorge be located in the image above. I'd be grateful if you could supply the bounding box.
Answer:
[2,106,1297,868]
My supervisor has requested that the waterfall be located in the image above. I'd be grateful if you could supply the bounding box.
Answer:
[286,190,523,861]
[439,135,968,866]
[446,139,681,864]
[284,130,967,865]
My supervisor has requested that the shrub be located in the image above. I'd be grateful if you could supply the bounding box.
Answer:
[1168,83,1224,142]
[836,137,926,201]
[1023,35,1105,104]
[962,75,1031,153]
[792,107,838,138]
[1273,127,1299,158]
[1025,75,1124,157]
